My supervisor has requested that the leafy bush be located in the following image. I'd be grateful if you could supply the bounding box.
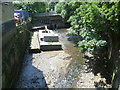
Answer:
[78,29,107,52]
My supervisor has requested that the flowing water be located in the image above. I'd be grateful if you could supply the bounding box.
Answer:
[54,29,85,88]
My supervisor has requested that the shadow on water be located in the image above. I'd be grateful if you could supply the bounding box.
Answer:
[29,49,41,53]
[83,46,112,85]
[56,29,112,88]
[57,29,112,87]
[16,53,48,88]
[15,48,48,88]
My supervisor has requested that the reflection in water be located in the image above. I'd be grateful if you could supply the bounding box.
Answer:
[57,29,84,65]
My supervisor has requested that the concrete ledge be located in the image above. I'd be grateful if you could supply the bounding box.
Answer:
[44,36,59,42]
[40,45,62,51]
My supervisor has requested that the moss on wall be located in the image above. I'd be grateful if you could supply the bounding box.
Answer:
[2,23,30,88]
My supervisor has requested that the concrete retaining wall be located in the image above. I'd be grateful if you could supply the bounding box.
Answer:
[1,2,30,88]
[1,3,14,24]
[2,24,30,88]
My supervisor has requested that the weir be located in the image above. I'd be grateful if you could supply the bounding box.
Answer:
[38,26,62,51]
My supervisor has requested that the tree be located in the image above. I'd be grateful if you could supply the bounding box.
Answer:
[55,2,81,20]
[13,2,48,15]
[48,2,58,11]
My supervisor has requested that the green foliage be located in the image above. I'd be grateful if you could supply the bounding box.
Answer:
[78,39,107,52]
[78,30,107,52]
[69,2,120,33]
[30,2,46,13]
[48,2,58,11]
[13,2,48,15]
[55,2,81,20]
[55,2,66,14]
[67,2,120,52]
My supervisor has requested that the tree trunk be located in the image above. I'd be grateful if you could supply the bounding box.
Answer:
[108,32,120,88]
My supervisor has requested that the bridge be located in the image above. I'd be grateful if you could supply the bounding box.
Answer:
[32,11,70,29]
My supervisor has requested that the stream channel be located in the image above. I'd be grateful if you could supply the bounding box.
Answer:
[15,29,110,88]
